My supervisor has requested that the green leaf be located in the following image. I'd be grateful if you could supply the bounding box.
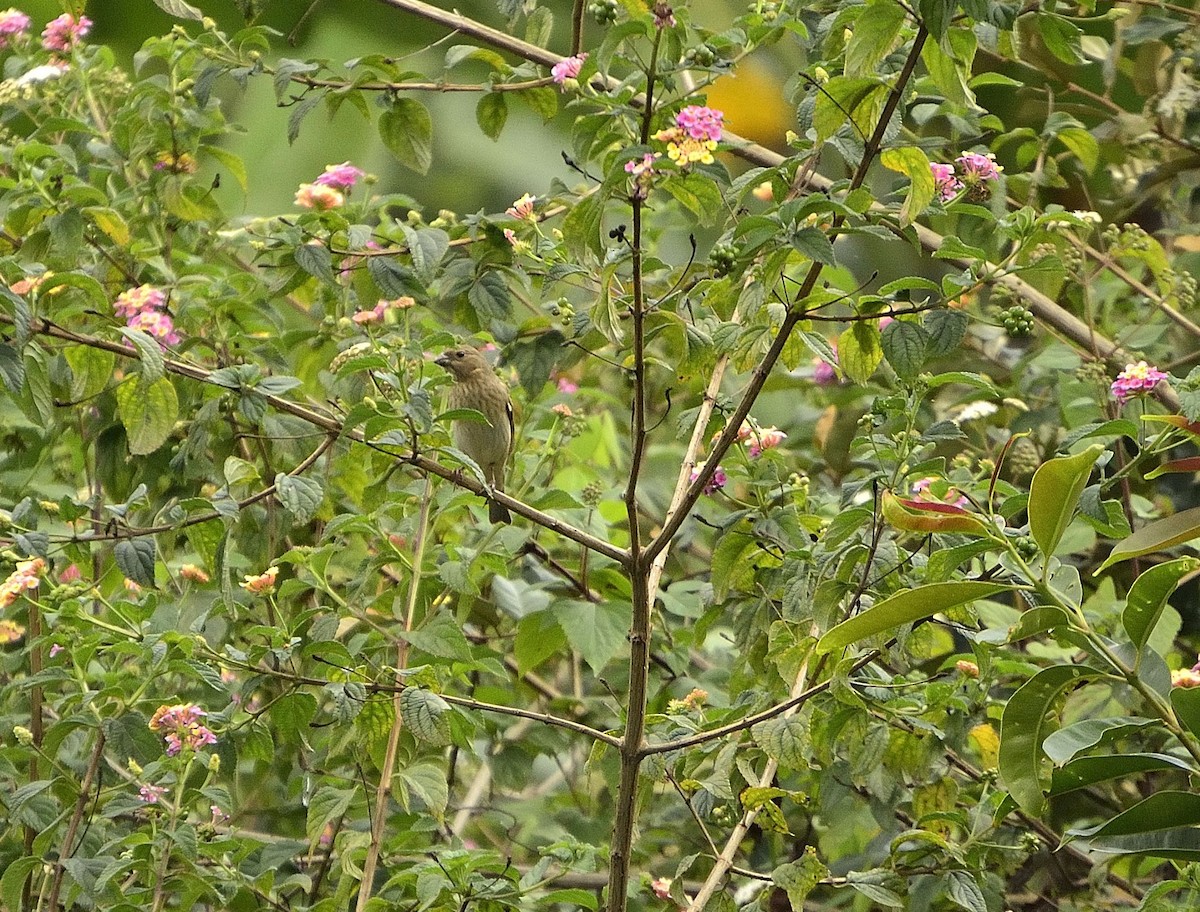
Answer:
[923,309,970,358]
[771,849,828,909]
[116,376,178,456]
[921,28,977,108]
[0,343,23,393]
[1052,753,1197,795]
[1042,716,1156,764]
[476,92,508,140]
[918,0,954,39]
[514,610,566,674]
[399,687,451,745]
[562,188,606,260]
[1098,505,1200,571]
[118,327,165,384]
[817,582,1009,652]
[305,786,355,843]
[553,600,629,674]
[1171,686,1200,741]
[468,269,511,321]
[66,344,115,401]
[1055,126,1099,173]
[661,173,724,226]
[1028,444,1104,558]
[294,242,335,284]
[752,716,809,770]
[1069,791,1200,840]
[402,613,474,662]
[880,146,936,226]
[880,320,928,379]
[275,473,324,524]
[404,226,449,286]
[945,871,986,912]
[1,857,43,912]
[837,322,883,385]
[115,538,157,587]
[845,0,906,77]
[151,0,203,19]
[1123,558,1200,650]
[397,761,449,820]
[379,99,433,174]
[813,76,884,142]
[999,664,1101,814]
[1036,12,1087,65]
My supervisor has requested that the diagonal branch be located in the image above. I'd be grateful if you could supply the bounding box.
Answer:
[1,313,628,564]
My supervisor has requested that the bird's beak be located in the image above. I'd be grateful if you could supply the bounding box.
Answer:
[434,353,450,368]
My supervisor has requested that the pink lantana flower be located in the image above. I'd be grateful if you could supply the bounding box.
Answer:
[0,9,31,49]
[690,466,727,495]
[956,151,1002,183]
[551,53,587,85]
[138,784,169,804]
[505,193,536,220]
[41,13,90,52]
[295,183,344,210]
[148,703,218,756]
[313,161,365,190]
[1111,361,1168,404]
[931,162,963,201]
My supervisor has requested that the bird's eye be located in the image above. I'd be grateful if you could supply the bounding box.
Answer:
[455,351,464,359]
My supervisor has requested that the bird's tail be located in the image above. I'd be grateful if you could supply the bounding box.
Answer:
[489,499,511,524]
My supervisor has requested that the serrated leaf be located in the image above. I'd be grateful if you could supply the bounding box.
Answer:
[66,344,115,401]
[880,146,936,225]
[294,243,335,284]
[402,613,474,662]
[880,320,928,378]
[476,92,508,140]
[837,322,882,385]
[115,538,157,587]
[553,600,629,674]
[118,327,165,383]
[752,716,808,769]
[379,99,433,174]
[467,270,511,321]
[275,473,323,524]
[115,376,178,455]
[152,0,203,18]
[400,687,451,745]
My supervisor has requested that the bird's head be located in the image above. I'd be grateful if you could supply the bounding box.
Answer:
[435,346,491,381]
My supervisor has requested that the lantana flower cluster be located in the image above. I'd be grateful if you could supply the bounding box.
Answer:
[41,12,90,53]
[0,557,44,609]
[931,151,1003,201]
[551,53,586,86]
[240,566,278,595]
[148,703,218,756]
[1111,361,1168,404]
[0,9,30,50]
[654,105,723,166]
[113,284,181,347]
[353,295,416,326]
[295,162,365,210]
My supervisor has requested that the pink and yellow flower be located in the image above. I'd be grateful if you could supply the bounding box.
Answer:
[148,703,218,756]
[551,53,587,85]
[1111,361,1168,404]
[41,12,90,52]
[294,182,344,210]
[313,161,365,190]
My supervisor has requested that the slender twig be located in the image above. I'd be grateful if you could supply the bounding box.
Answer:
[356,477,432,911]
[288,73,554,93]
[46,729,107,912]
[607,27,664,912]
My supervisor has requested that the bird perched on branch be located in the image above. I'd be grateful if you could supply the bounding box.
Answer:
[435,346,513,523]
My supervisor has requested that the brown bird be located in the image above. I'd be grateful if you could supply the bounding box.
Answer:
[435,346,514,523]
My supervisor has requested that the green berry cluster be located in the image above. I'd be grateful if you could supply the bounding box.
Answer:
[1013,535,1039,559]
[588,0,618,24]
[709,242,736,276]
[999,305,1034,336]
[581,480,604,507]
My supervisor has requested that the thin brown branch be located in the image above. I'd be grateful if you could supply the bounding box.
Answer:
[46,729,107,912]
[288,73,555,93]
